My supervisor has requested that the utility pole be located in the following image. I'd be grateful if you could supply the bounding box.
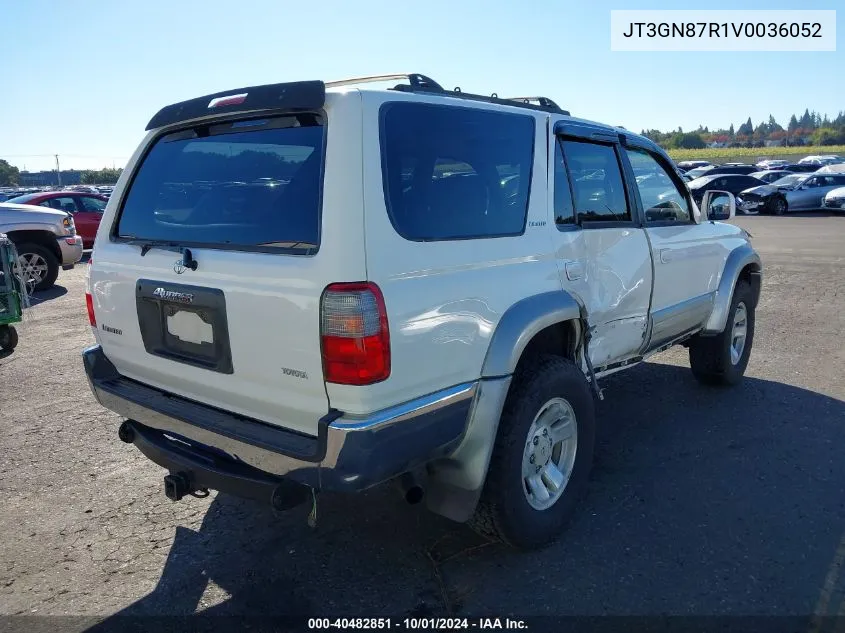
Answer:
[55,154,62,187]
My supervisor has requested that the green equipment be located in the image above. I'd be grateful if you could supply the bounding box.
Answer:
[0,233,27,353]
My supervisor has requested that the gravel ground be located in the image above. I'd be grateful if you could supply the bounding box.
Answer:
[1,214,844,630]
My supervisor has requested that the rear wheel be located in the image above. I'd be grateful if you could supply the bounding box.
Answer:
[15,242,59,291]
[0,325,18,352]
[770,196,787,215]
[688,280,755,386]
[469,356,596,549]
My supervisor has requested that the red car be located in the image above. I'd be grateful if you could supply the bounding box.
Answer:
[5,191,107,249]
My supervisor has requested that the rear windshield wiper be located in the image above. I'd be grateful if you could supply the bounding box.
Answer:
[256,241,318,249]
[134,240,199,271]
[120,237,182,257]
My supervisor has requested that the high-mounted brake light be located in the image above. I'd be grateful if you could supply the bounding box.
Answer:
[320,282,390,385]
[85,258,95,327]
[208,93,248,109]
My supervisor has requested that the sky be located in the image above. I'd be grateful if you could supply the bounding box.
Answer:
[1,0,842,172]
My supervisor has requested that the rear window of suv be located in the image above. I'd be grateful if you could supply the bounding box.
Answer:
[115,115,325,253]
[380,102,535,241]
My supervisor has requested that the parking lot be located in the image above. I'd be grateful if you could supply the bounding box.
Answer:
[1,214,844,625]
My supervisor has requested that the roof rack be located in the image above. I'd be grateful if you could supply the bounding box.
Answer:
[325,73,444,91]
[326,73,569,116]
[504,96,564,111]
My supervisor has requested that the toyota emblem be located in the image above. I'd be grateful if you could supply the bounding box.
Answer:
[173,259,186,274]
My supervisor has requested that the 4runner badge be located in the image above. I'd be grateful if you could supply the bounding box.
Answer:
[153,287,194,304]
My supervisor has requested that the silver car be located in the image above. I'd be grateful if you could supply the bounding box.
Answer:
[784,174,845,211]
[822,186,845,211]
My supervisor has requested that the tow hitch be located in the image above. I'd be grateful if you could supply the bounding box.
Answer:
[117,419,311,510]
[163,472,202,501]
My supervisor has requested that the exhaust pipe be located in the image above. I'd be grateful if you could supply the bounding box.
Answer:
[396,471,425,505]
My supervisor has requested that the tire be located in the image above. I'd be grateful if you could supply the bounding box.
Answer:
[0,325,18,351]
[15,242,59,291]
[770,196,787,215]
[468,356,596,549]
[688,280,755,386]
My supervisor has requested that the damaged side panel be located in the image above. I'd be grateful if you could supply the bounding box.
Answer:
[554,228,653,370]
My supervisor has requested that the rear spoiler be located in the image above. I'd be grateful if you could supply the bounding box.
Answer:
[145,80,326,131]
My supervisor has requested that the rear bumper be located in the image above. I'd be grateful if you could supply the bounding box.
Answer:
[82,345,477,499]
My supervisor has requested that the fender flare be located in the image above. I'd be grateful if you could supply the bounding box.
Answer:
[702,244,762,335]
[481,290,583,378]
[426,290,584,522]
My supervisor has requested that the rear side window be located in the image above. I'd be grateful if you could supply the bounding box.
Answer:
[380,102,535,241]
[560,140,630,223]
[553,140,575,227]
[116,115,325,253]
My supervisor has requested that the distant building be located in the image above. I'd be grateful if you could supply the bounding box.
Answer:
[709,141,727,148]
[764,140,784,148]
[18,170,82,187]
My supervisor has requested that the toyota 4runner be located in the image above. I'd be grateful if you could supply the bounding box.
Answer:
[83,73,762,548]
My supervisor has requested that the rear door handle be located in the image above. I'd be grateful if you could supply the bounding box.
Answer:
[659,249,672,264]
[565,261,584,281]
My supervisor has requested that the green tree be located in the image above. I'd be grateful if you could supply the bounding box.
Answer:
[80,168,123,185]
[812,128,845,146]
[667,132,705,149]
[799,109,812,129]
[0,159,20,186]
[788,115,799,132]
[737,117,754,136]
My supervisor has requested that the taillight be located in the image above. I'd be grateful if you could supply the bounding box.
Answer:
[320,282,390,385]
[85,258,95,327]
[86,292,96,327]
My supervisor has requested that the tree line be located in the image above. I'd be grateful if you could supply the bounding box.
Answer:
[642,109,845,149]
[0,160,19,187]
[0,162,123,187]
[80,168,123,185]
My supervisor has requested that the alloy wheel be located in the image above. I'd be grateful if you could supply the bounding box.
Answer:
[521,397,578,511]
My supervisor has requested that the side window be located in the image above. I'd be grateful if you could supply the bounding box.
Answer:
[560,140,630,223]
[41,197,78,213]
[381,102,535,241]
[80,196,107,212]
[553,140,575,226]
[625,148,691,223]
[805,177,820,188]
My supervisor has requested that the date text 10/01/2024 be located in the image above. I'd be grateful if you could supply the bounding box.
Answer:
[308,618,529,630]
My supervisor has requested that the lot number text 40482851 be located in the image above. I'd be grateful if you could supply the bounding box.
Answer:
[307,618,528,630]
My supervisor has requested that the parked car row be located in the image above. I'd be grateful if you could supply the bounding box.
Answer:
[0,183,114,202]
[2,190,107,248]
[674,154,845,215]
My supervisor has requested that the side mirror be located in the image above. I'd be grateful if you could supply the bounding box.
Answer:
[702,190,735,222]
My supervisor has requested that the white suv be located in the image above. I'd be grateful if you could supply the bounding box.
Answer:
[83,73,762,548]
